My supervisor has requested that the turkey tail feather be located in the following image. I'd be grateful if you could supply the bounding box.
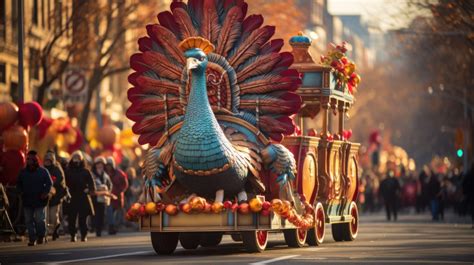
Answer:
[147,24,185,65]
[173,8,198,39]
[215,6,243,57]
[201,0,220,44]
[229,26,275,68]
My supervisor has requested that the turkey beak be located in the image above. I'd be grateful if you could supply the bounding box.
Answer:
[186,58,199,71]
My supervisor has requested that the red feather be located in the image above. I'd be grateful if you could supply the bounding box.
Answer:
[158,11,181,37]
[147,24,185,65]
[229,25,275,68]
[128,74,180,95]
[260,39,284,54]
[216,6,243,57]
[173,8,198,39]
[141,51,182,80]
[237,53,281,83]
[241,15,263,40]
[274,52,294,69]
[201,0,220,44]
[171,1,187,10]
[137,37,152,52]
[239,74,300,95]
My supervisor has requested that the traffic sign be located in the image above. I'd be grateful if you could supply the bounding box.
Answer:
[63,68,88,104]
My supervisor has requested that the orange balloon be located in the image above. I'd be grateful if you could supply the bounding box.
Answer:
[3,125,28,150]
[97,125,120,147]
[0,102,19,130]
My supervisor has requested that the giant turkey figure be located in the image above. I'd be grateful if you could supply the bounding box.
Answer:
[127,0,302,203]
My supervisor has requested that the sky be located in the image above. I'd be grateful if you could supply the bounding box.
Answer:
[328,0,426,30]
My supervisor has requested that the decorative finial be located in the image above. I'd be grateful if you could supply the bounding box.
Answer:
[178,37,215,54]
[289,32,311,46]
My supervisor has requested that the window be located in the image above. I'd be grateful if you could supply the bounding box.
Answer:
[41,0,45,28]
[0,63,5,83]
[55,0,62,33]
[0,0,5,40]
[32,0,38,25]
[29,48,40,80]
[11,0,17,44]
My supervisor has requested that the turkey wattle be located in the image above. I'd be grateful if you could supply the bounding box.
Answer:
[127,0,302,202]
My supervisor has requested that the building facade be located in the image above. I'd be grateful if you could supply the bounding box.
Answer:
[0,0,72,103]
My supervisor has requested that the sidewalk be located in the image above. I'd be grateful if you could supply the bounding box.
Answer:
[361,209,472,225]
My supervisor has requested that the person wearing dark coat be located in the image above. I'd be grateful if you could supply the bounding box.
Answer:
[91,156,113,237]
[16,150,53,246]
[105,156,128,235]
[43,150,67,240]
[65,151,96,242]
[380,170,401,221]
[427,174,441,221]
[462,165,474,229]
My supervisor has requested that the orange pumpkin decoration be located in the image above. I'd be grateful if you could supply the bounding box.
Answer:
[2,125,28,150]
[0,102,19,130]
[97,125,120,148]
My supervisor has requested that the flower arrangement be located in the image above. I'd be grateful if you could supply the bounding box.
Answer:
[127,194,316,229]
[320,42,361,94]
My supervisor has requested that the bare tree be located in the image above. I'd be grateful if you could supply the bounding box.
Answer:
[31,1,88,105]
[73,0,161,134]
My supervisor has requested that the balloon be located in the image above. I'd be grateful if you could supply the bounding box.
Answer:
[18,101,43,127]
[0,102,19,130]
[67,128,84,154]
[98,125,120,148]
[2,125,28,150]
[0,150,26,185]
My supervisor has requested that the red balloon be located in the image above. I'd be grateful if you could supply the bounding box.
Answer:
[0,150,26,185]
[67,128,84,154]
[18,101,44,128]
[0,102,19,130]
[2,125,28,150]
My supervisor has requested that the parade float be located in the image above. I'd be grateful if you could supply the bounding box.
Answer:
[126,0,361,254]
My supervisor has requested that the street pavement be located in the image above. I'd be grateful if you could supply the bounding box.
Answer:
[0,212,473,265]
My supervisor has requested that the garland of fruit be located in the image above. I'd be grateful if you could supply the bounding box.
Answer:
[126,195,316,230]
[320,42,361,94]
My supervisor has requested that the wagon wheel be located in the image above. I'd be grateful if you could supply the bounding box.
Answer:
[341,202,359,241]
[241,230,268,253]
[331,223,344,242]
[150,232,179,255]
[200,232,223,247]
[283,228,307,248]
[231,233,242,242]
[306,202,325,246]
[179,233,201,249]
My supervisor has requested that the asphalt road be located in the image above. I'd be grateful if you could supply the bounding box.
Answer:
[1,213,473,265]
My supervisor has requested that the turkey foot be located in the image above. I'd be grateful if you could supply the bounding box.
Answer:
[215,189,224,203]
[237,191,248,202]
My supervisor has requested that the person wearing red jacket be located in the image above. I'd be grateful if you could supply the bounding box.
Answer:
[105,157,128,235]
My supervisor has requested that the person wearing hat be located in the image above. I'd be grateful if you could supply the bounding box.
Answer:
[43,150,67,241]
[91,156,113,237]
[16,150,53,246]
[65,151,96,242]
[105,156,128,235]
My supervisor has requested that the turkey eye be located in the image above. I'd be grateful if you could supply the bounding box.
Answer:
[200,57,205,61]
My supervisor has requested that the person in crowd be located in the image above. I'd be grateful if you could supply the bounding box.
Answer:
[126,167,142,209]
[105,157,128,235]
[380,170,401,221]
[463,164,474,229]
[437,177,450,221]
[416,165,431,213]
[16,150,53,246]
[91,156,113,237]
[43,150,67,241]
[65,151,96,242]
[427,173,441,221]
[364,173,376,213]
